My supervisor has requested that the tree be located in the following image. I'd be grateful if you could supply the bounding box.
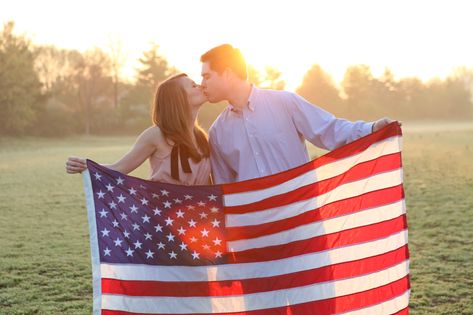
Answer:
[247,65,285,90]
[71,48,113,135]
[297,64,343,116]
[129,44,177,108]
[342,65,390,119]
[107,37,127,109]
[247,64,263,87]
[0,21,42,134]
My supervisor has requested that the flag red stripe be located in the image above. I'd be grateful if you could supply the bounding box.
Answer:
[101,245,408,297]
[222,122,402,195]
[102,276,409,315]
[226,185,404,241]
[230,215,407,264]
[224,152,401,214]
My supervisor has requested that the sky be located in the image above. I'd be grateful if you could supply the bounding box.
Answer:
[1,0,473,90]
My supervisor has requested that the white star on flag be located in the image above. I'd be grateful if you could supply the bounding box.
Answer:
[161,189,169,196]
[142,214,151,223]
[105,183,114,192]
[165,217,174,226]
[117,194,126,203]
[191,251,200,260]
[166,233,175,242]
[129,204,138,213]
[179,242,188,251]
[101,228,110,237]
[99,209,108,218]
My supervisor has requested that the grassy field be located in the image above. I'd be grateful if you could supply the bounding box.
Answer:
[1,122,472,314]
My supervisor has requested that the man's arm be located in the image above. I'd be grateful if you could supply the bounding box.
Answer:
[209,130,235,184]
[287,93,374,151]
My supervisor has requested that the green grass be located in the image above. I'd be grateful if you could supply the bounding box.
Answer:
[1,124,473,314]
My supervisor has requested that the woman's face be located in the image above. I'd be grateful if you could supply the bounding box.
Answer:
[180,76,207,108]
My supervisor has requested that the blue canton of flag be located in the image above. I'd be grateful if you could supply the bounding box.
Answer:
[87,160,226,266]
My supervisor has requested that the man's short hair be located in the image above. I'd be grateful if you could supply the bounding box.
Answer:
[200,44,247,80]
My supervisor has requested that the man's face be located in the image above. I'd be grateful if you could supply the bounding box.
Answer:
[201,62,227,103]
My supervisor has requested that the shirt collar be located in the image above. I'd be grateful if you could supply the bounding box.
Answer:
[228,84,258,113]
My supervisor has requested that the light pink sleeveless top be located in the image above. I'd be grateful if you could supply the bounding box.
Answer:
[148,142,211,186]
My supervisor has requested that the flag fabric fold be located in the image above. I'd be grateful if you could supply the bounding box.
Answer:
[82,122,409,315]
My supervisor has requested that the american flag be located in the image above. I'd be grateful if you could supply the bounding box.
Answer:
[82,122,409,314]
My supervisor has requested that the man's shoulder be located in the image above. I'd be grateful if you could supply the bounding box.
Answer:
[257,87,294,99]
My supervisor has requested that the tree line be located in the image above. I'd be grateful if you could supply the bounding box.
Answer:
[1,21,472,137]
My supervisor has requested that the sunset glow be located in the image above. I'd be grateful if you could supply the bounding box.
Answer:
[2,0,472,89]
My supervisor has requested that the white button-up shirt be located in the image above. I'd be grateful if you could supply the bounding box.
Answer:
[209,86,373,184]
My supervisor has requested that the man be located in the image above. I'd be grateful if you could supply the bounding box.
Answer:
[201,44,396,184]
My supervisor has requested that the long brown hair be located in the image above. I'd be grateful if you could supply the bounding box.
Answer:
[152,73,209,161]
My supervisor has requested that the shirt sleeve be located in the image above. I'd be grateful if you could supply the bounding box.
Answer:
[287,92,374,151]
[209,128,235,184]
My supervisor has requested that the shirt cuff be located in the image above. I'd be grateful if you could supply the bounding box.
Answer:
[362,122,374,137]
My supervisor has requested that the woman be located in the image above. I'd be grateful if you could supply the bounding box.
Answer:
[65,73,211,185]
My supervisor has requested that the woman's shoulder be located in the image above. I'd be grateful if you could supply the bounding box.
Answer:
[143,125,163,136]
[140,125,169,146]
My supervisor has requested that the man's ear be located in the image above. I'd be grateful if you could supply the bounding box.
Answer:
[223,67,234,81]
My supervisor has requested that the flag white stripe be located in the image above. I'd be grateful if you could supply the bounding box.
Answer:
[100,230,407,282]
[224,136,401,206]
[102,260,409,314]
[338,290,410,315]
[228,199,405,252]
[226,169,403,227]
[82,170,102,315]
